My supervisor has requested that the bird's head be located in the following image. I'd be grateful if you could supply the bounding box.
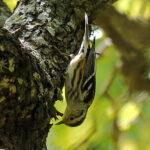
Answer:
[56,104,87,127]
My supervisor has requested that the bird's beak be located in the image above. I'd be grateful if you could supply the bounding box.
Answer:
[56,120,64,125]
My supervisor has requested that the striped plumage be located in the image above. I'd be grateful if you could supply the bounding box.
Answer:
[56,13,96,127]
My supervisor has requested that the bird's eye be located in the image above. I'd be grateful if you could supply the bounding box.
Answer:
[70,117,74,121]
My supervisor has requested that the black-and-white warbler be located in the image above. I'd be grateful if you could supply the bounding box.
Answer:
[56,13,96,127]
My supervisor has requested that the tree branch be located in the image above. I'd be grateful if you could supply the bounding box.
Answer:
[94,6,150,92]
[0,0,115,149]
[0,0,11,27]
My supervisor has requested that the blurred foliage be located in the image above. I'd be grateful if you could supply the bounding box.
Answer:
[3,0,17,12]
[114,0,150,18]
[3,0,150,150]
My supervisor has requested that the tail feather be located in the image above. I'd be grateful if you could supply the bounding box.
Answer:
[84,12,89,52]
[79,12,89,54]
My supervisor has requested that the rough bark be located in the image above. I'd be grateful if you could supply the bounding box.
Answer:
[0,0,115,149]
[94,6,150,92]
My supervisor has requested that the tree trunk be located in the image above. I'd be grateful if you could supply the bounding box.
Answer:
[0,0,115,149]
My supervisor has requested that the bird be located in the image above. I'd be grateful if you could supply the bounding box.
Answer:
[56,12,96,127]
